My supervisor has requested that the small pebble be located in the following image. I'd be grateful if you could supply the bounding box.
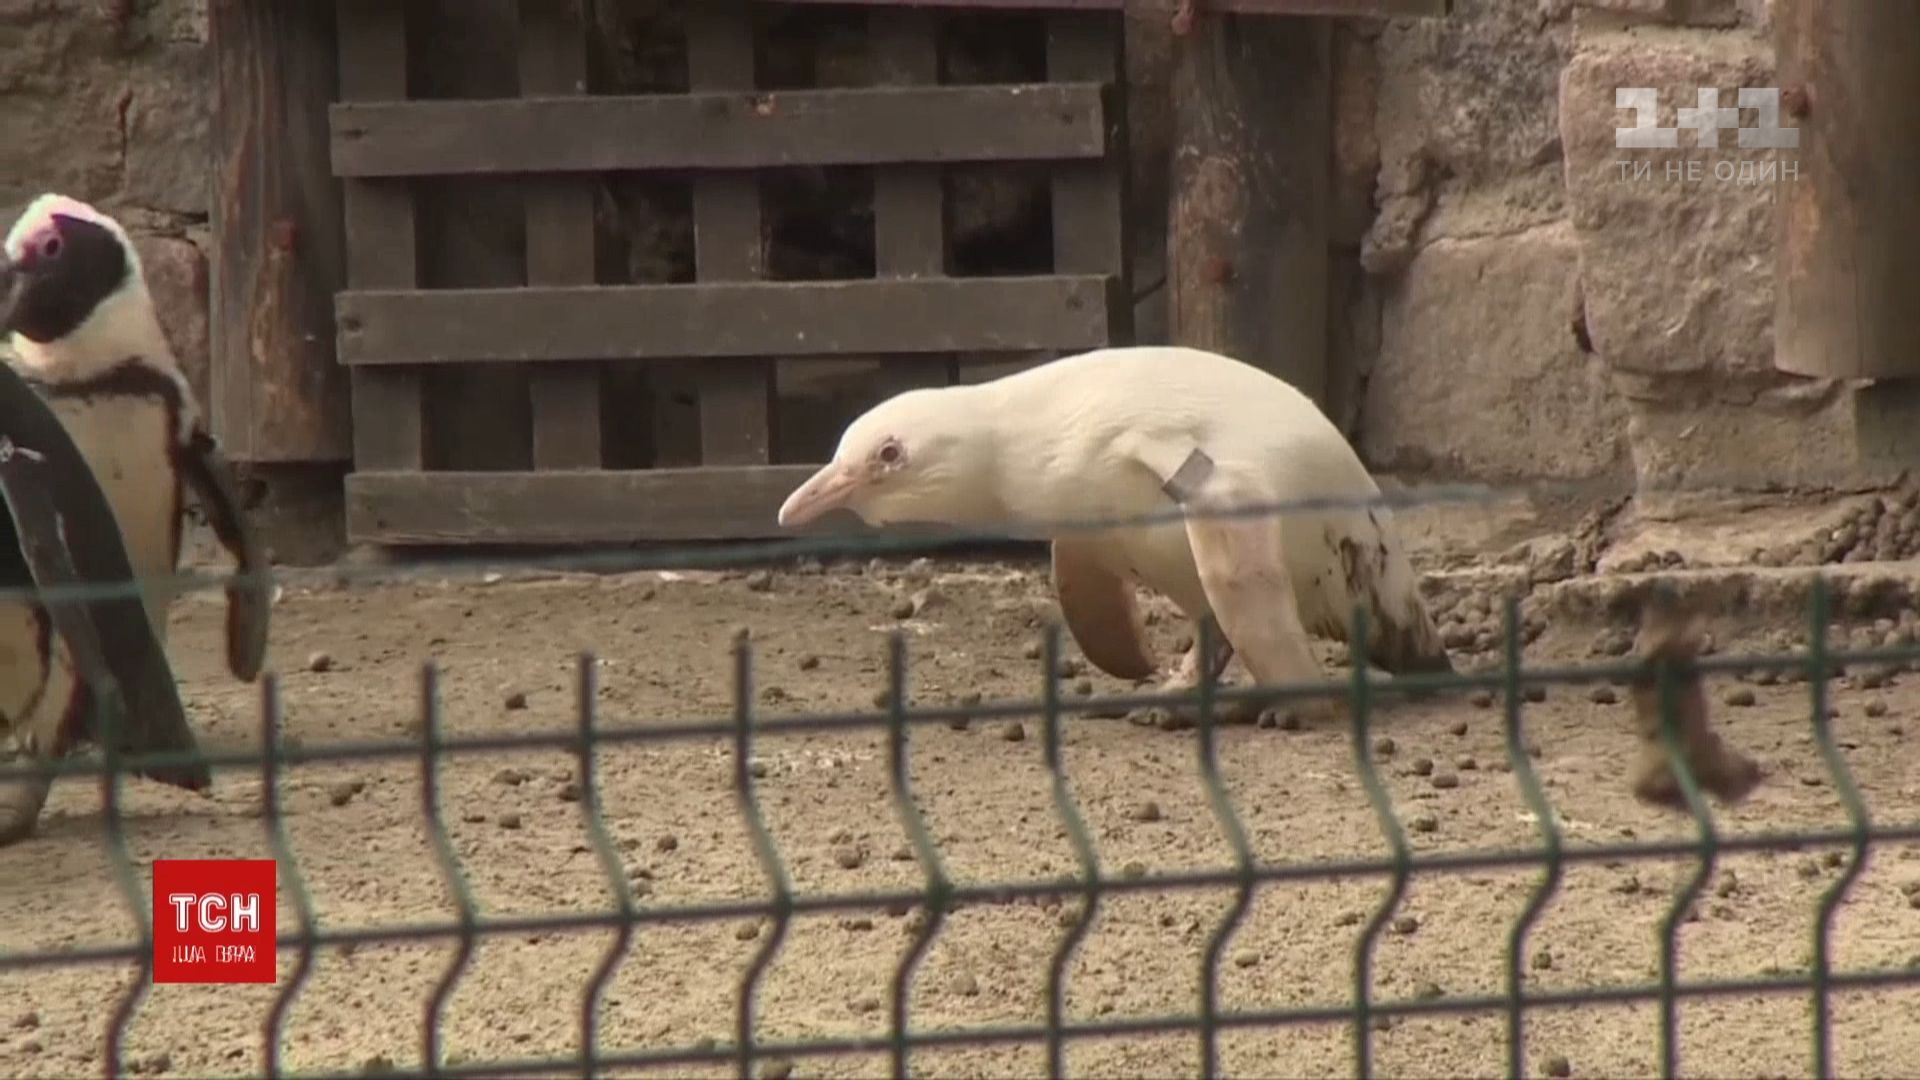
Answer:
[1866,699,1889,718]
[892,844,914,862]
[1129,800,1163,823]
[1588,686,1617,705]
[760,1060,795,1080]
[841,916,875,932]
[1409,813,1438,834]
[1823,850,1846,869]
[494,767,529,787]
[871,688,891,709]
[951,971,981,996]
[1532,950,1553,971]
[735,922,760,941]
[1001,722,1026,743]
[853,996,881,1015]
[14,1011,38,1030]
[327,780,363,807]
[1414,980,1443,1001]
[657,835,680,852]
[1122,861,1147,880]
[504,690,529,710]
[1545,1054,1572,1078]
[306,651,333,673]
[749,760,769,779]
[1715,872,1740,898]
[1057,657,1084,679]
[1233,949,1260,969]
[744,569,773,592]
[1724,688,1756,708]
[1454,755,1478,771]
[1410,757,1433,777]
[1023,642,1042,660]
[497,812,523,831]
[1522,686,1546,703]
[1073,678,1093,697]
[798,654,821,671]
[890,597,917,620]
[1469,690,1494,709]
[1430,771,1460,790]
[1391,915,1419,935]
[1374,736,1396,757]
[834,845,865,870]
[1798,858,1821,879]
[557,782,581,803]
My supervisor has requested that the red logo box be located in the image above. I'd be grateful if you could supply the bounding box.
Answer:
[151,859,277,984]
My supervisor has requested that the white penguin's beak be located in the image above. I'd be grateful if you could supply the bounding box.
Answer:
[778,460,865,528]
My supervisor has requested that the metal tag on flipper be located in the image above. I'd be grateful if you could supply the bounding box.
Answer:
[1161,447,1216,505]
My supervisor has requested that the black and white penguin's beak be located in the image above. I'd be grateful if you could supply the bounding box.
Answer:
[0,254,24,334]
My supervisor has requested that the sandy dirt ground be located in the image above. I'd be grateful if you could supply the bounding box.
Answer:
[0,556,1917,1079]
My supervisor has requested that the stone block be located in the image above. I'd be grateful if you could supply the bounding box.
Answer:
[124,42,209,216]
[1362,224,1627,481]
[0,5,129,213]
[1559,36,1779,376]
[1373,0,1571,193]
[131,234,211,412]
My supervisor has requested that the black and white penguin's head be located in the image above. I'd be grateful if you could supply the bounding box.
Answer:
[0,193,168,382]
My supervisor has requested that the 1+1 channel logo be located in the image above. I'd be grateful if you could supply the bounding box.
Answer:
[151,859,277,984]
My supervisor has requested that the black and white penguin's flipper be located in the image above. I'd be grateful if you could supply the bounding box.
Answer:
[0,363,208,845]
[0,436,130,842]
[176,427,269,682]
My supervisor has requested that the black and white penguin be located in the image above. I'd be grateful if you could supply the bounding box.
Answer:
[0,192,270,843]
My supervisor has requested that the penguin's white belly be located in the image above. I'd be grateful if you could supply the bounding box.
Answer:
[47,394,179,638]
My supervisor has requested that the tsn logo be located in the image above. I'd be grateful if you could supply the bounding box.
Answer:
[151,859,277,984]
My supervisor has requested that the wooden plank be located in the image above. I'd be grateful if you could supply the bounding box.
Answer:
[334,0,422,472]
[1773,1,1920,379]
[348,466,860,543]
[336,277,1116,364]
[329,83,1110,177]
[413,0,530,473]
[1047,12,1132,344]
[518,0,601,469]
[209,0,351,463]
[761,0,1450,14]
[686,3,775,468]
[1169,13,1331,406]
[868,6,956,399]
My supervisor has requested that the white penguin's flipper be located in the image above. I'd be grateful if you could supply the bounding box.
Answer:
[176,426,269,682]
[1132,438,1345,723]
[1050,538,1156,681]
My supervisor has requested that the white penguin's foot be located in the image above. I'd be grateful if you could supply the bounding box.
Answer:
[0,763,52,846]
[1149,639,1261,727]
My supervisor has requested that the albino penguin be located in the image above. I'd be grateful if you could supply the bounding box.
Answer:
[0,193,269,842]
[777,345,1453,722]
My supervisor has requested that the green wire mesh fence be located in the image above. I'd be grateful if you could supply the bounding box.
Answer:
[0,496,1918,1079]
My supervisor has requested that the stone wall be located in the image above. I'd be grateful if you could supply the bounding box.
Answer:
[1342,0,1913,496]
[0,0,212,411]
[2,0,1899,522]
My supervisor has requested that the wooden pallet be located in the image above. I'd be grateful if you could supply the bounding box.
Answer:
[327,0,1131,545]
